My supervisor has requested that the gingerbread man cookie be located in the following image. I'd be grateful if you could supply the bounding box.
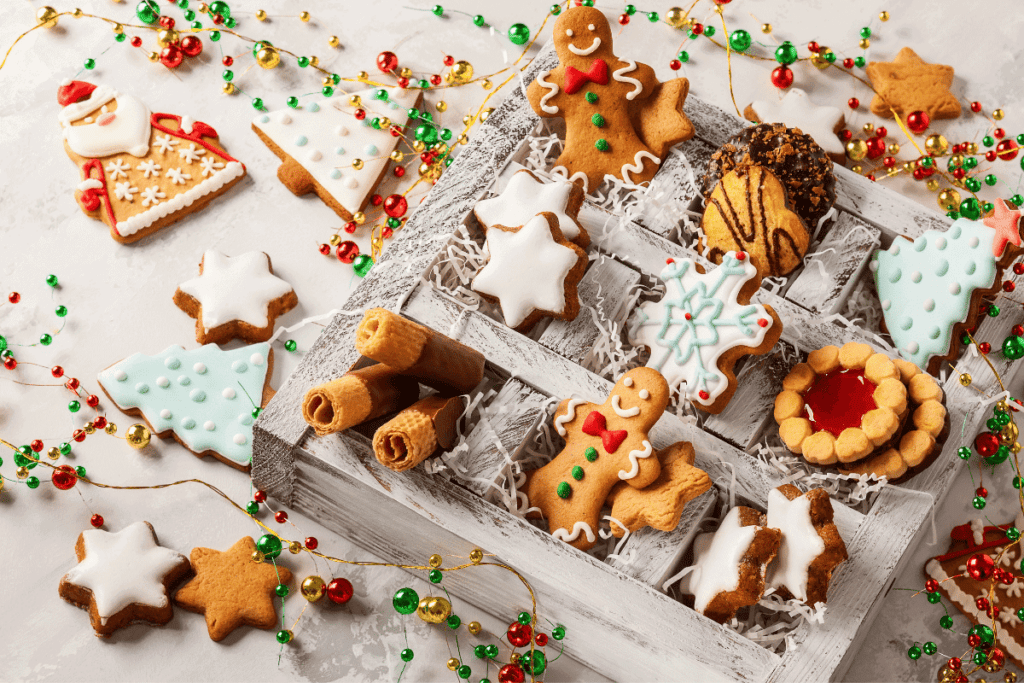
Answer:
[525,368,670,551]
[526,7,693,192]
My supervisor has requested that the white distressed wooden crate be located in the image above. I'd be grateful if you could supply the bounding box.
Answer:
[253,44,1024,682]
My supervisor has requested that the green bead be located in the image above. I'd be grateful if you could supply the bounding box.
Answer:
[983,201,994,214]
[56,305,68,318]
[439,128,453,143]
[859,27,871,39]
[419,110,433,121]
[919,157,934,169]
[678,50,690,63]
[927,591,941,604]
[585,92,598,104]
[983,135,995,147]
[428,569,442,584]
[297,56,310,68]
[472,14,485,26]
[322,86,334,97]
[508,23,530,46]
[550,4,561,15]
[191,20,202,29]
[392,587,419,614]
[46,274,59,288]
[415,124,438,144]
[595,139,609,152]
[284,339,297,352]
[275,583,289,597]
[965,178,982,193]
[965,155,980,169]
[973,495,987,509]
[246,501,259,515]
[251,407,263,419]
[136,0,160,25]
[959,197,980,220]
[474,645,487,659]
[353,254,374,277]
[84,58,96,70]
[625,4,636,15]
[775,41,798,65]
[824,51,836,63]
[688,30,698,40]
[183,9,196,20]
[208,0,230,18]
[703,25,715,37]
[854,56,866,68]
[0,336,5,351]
[252,97,264,111]
[332,74,341,84]
[446,614,461,629]
[997,411,1012,425]
[581,0,593,5]
[1016,476,1023,489]
[552,625,565,640]
[591,113,605,127]
[400,648,414,662]
[224,17,236,28]
[210,31,221,41]
[13,450,32,468]
[521,650,546,675]
[485,644,499,658]
[729,30,751,52]
[418,79,430,89]
[26,476,40,489]
[286,96,299,109]
[40,334,52,346]
[115,27,125,39]
[973,623,995,645]
[647,11,659,22]
[276,629,292,644]
[457,665,471,679]
[518,611,531,625]
[256,533,283,558]
[1008,527,1021,541]
[68,400,81,413]
[386,217,401,229]
[940,615,954,629]
[60,442,72,455]
[1003,335,1024,361]
[75,466,86,477]
[985,174,999,186]
[431,4,443,15]
[571,465,584,480]
[178,0,188,7]
[556,481,571,499]
[907,646,921,660]
[958,446,971,460]
[974,651,987,665]
[988,445,1011,464]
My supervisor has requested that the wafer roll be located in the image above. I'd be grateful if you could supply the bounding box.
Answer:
[302,364,420,437]
[356,308,485,396]
[372,396,464,471]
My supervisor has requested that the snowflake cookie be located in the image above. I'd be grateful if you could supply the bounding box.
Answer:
[629,251,782,413]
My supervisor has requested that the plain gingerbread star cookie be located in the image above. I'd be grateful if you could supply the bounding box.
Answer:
[865,47,960,121]
[59,521,192,637]
[174,251,298,345]
[474,169,589,248]
[174,536,292,641]
[744,88,845,163]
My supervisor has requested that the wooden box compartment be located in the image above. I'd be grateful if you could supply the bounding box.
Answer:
[253,44,1024,682]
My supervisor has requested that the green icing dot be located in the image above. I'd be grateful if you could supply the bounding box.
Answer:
[584,447,598,462]
[595,139,609,152]
[591,113,605,127]
[571,466,584,480]
[556,481,571,499]
[585,92,598,104]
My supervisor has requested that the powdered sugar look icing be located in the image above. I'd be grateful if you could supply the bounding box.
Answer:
[555,397,587,436]
[62,521,186,625]
[536,71,560,114]
[610,394,640,417]
[765,489,826,602]
[618,439,653,480]
[178,251,294,332]
[679,507,759,614]
[474,170,581,241]
[611,60,643,100]
[552,521,596,543]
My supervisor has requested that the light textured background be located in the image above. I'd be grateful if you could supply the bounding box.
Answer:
[1,0,1022,681]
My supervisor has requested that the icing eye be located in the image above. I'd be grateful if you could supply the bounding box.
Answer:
[565,29,574,37]
[638,389,650,400]
[588,24,595,30]
[101,105,109,113]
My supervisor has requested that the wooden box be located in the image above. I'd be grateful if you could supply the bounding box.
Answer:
[253,44,1023,682]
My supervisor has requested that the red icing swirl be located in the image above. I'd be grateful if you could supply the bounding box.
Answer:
[802,368,877,438]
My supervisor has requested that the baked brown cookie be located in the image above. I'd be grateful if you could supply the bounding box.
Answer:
[743,88,846,165]
[701,123,836,229]
[679,506,782,624]
[865,47,960,121]
[765,485,848,605]
[700,165,811,277]
[474,169,589,248]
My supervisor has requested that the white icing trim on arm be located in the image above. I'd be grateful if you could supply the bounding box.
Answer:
[536,70,560,114]
[610,395,640,418]
[551,166,589,191]
[620,151,660,184]
[554,397,586,436]
[552,521,596,543]
[567,37,601,56]
[618,440,653,480]
[612,60,644,100]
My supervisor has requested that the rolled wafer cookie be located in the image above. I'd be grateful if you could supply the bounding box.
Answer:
[302,364,420,437]
[356,308,485,396]
[372,396,464,472]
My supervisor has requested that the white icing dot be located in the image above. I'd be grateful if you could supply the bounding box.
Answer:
[181,417,196,430]
[295,135,308,147]
[204,420,216,431]
[935,237,947,250]
[233,434,247,445]
[193,362,207,374]
[950,282,962,295]
[157,376,170,388]
[190,389,207,403]
[308,103,320,112]
[160,409,171,419]
[223,388,237,399]
[929,327,942,339]
[165,357,181,370]
[911,271,922,283]
[330,169,342,179]
[239,414,254,425]
[114,369,127,381]
[345,177,359,189]
[623,377,634,387]
[335,126,349,136]
[309,149,323,162]
[365,144,378,156]
[906,342,920,354]
[914,237,927,252]
[587,23,595,29]
[178,375,191,386]
[891,243,901,256]
[969,236,980,248]
[923,299,935,311]
[277,112,292,125]
[251,353,265,366]
[136,382,149,394]
[258,115,270,124]
[232,360,248,373]
[881,300,891,310]
[565,29,574,36]
[868,260,879,273]
[639,389,650,400]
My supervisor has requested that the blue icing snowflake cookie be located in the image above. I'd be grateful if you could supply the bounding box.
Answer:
[870,218,1000,372]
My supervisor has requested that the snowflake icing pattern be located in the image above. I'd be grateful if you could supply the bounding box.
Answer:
[166,168,192,185]
[154,134,179,154]
[105,159,130,180]
[137,160,161,178]
[630,253,772,405]
[140,186,166,207]
[199,156,224,177]
[178,144,205,164]
[114,182,138,202]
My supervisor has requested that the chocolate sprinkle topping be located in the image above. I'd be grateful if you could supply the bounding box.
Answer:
[701,123,836,227]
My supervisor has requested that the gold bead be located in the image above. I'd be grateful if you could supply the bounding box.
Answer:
[255,9,267,21]
[83,423,96,435]
[444,71,455,85]
[105,423,118,435]
[198,3,209,12]
[810,53,828,70]
[112,23,124,34]
[299,11,310,22]
[462,114,474,126]
[850,165,862,175]
[390,150,405,162]
[480,108,493,121]
[481,79,492,90]
[467,621,482,635]
[846,139,868,161]
[888,142,900,155]
[357,70,368,81]
[301,575,327,601]
[903,161,915,173]
[886,168,900,178]
[251,550,265,563]
[959,372,972,386]
[469,548,483,564]
[968,142,979,155]
[994,109,1005,121]
[399,67,413,78]
[760,23,772,34]
[322,76,334,87]
[924,134,949,156]
[412,140,426,153]
[457,134,468,145]
[328,35,340,48]
[349,95,362,107]
[256,46,281,69]
[288,540,303,554]
[447,658,460,671]
[309,56,319,67]
[859,38,870,49]
[16,466,29,480]
[1002,422,1019,445]
[0,478,4,492]
[222,83,236,95]
[352,158,364,170]
[353,211,365,225]
[47,447,61,460]
[862,122,874,134]
[1007,670,1020,682]
[510,652,521,664]
[36,6,59,29]
[879,10,890,21]
[435,101,448,113]
[665,7,686,28]
[1014,442,1022,454]
[428,554,443,568]
[157,28,180,48]
[925,178,940,192]
[126,423,151,449]
[938,189,962,211]
[379,117,391,129]
[416,596,451,623]
[329,234,342,246]
[997,400,1010,412]
[72,8,84,17]
[433,142,449,155]
[418,162,432,177]
[451,60,474,83]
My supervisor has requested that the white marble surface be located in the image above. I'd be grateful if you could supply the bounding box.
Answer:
[1,0,1023,681]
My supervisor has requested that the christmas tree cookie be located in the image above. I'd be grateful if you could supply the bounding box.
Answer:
[870,214,1022,374]
[96,344,273,471]
[252,86,420,221]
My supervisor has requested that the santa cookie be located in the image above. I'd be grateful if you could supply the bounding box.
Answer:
[765,485,848,605]
[525,367,670,551]
[474,169,589,248]
[173,251,297,345]
[58,80,246,244]
[526,7,694,192]
[629,252,782,413]
[59,521,192,637]
[679,506,782,624]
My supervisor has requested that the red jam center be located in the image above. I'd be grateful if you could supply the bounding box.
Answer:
[802,368,877,438]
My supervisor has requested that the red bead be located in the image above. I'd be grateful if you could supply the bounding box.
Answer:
[498,664,526,683]
[212,13,224,24]
[326,577,354,604]
[318,243,331,256]
[952,168,966,180]
[160,45,184,68]
[180,35,203,57]
[618,13,630,25]
[383,194,408,218]
[669,59,681,71]
[86,394,99,408]
[90,513,104,528]
[420,152,433,164]
[976,487,988,498]
[66,377,80,391]
[8,292,19,304]
[848,97,859,109]
[222,56,233,67]
[381,227,393,239]
[924,579,939,593]
[376,51,399,73]
[995,128,1007,139]
[397,77,409,89]
[875,126,887,138]
[976,597,990,611]
[159,15,175,28]
[394,166,405,178]
[507,622,532,647]
[30,440,43,452]
[3,357,16,370]
[735,252,746,260]
[975,431,1000,457]
[692,22,704,35]
[757,318,769,327]
[970,102,982,113]
[304,537,318,550]
[807,41,820,53]
[370,194,383,207]
[443,55,454,67]
[72,429,86,442]
[980,342,992,354]
[1001,570,1015,585]
[336,241,360,264]
[865,137,885,159]
[429,74,442,86]
[948,657,961,670]
[966,552,995,581]
[866,174,876,182]
[989,648,1006,669]
[1015,263,1024,275]
[254,490,267,503]
[130,36,143,48]
[997,139,1018,161]
[389,125,403,137]
[93,416,107,429]
[1015,324,1024,336]
[968,633,981,648]
[987,150,999,162]
[714,0,732,3]
[770,66,793,89]
[535,633,549,646]
[274,510,288,523]
[882,156,896,168]
[839,129,852,142]
[354,109,366,121]
[344,222,357,234]
[1004,281,1016,293]
[684,313,692,321]
[843,58,854,69]
[906,110,930,134]
[51,365,64,378]
[52,465,78,490]
[912,168,925,181]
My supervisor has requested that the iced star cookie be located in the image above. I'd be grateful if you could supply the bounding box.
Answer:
[870,216,1022,374]
[525,6,694,192]
[96,343,273,471]
[744,89,846,164]
[472,212,588,332]
[765,485,848,605]
[525,368,670,551]
[474,169,589,248]
[173,251,297,345]
[252,86,420,221]
[865,47,960,121]
[59,521,192,637]
[629,252,782,413]
[174,536,292,642]
[57,80,246,244]
[679,506,782,624]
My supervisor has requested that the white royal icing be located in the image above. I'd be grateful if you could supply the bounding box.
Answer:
[475,170,582,241]
[568,37,601,56]
[618,440,653,480]
[60,86,151,158]
[610,394,640,418]
[62,521,186,625]
[178,251,294,333]
[611,60,644,100]
[77,178,103,192]
[551,166,589,191]
[536,70,560,114]
[179,114,196,135]
[552,521,596,543]
[765,488,826,602]
[472,214,580,329]
[620,150,660,184]
[622,377,634,387]
[554,397,587,437]
[680,507,759,614]
[749,88,844,159]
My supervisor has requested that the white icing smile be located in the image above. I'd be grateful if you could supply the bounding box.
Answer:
[568,37,601,56]
[611,395,640,418]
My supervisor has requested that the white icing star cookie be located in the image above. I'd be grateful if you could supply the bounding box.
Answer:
[474,169,589,247]
[745,88,845,162]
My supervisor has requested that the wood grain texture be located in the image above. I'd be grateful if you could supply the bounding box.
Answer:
[702,352,792,451]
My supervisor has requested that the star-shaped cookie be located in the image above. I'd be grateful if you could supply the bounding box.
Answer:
[59,521,192,636]
[983,198,1023,258]
[472,212,587,332]
[865,47,961,121]
[474,169,589,247]
[174,536,292,641]
[744,88,845,163]
[608,441,712,536]
[173,251,298,345]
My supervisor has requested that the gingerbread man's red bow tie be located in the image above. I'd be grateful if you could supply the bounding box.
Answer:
[564,59,609,94]
[581,410,628,453]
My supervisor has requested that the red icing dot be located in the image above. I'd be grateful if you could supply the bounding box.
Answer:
[802,369,877,438]
[665,258,674,264]
[698,390,710,400]
[735,252,746,261]
[757,318,769,328]
[684,312,692,321]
